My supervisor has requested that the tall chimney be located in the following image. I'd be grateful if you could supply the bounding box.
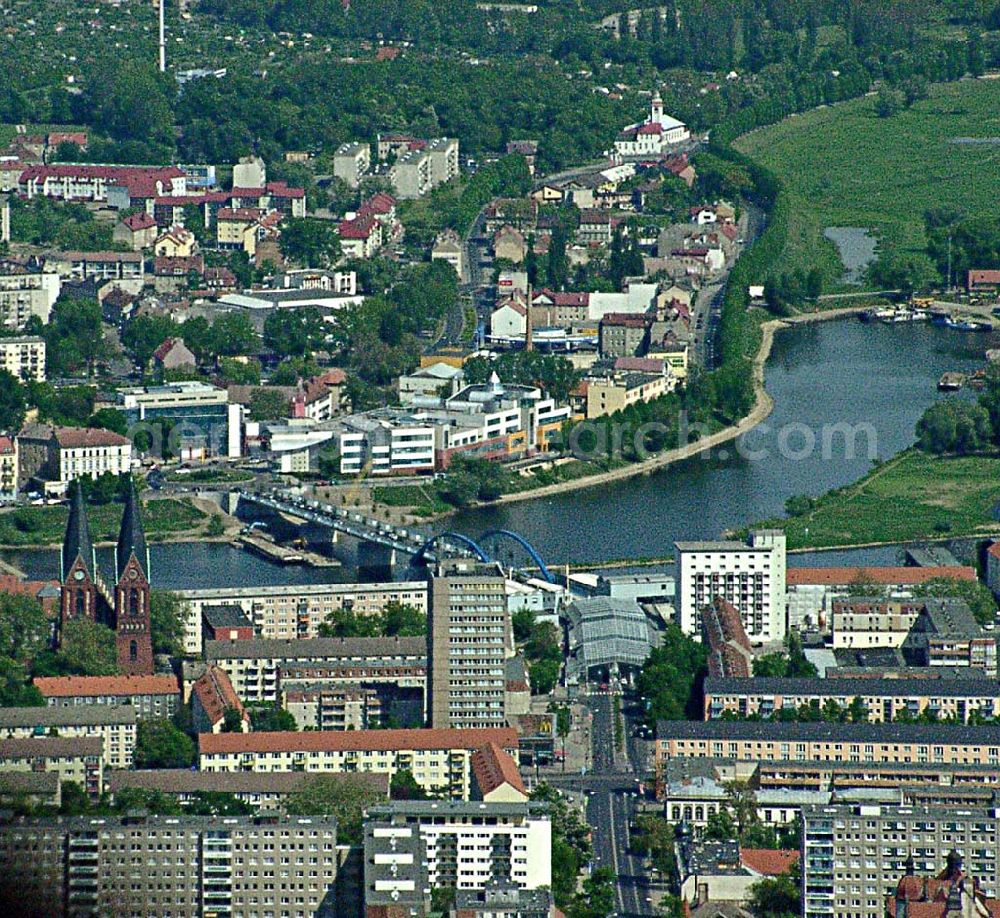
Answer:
[524,282,533,352]
[158,0,167,73]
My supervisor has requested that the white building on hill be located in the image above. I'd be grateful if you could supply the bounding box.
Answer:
[613,93,690,160]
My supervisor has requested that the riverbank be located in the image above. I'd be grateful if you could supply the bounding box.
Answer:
[744,448,1000,550]
[0,496,218,550]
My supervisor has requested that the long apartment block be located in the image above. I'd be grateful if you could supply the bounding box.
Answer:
[178,580,428,654]
[655,720,1000,778]
[802,803,1000,918]
[198,727,519,800]
[702,676,1000,723]
[204,636,426,705]
[0,812,338,918]
[0,705,137,769]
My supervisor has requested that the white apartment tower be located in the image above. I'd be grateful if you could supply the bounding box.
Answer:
[675,529,787,643]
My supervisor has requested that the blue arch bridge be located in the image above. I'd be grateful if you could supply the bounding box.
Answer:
[234,491,555,582]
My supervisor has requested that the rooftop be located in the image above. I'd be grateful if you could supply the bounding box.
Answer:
[657,719,1000,744]
[33,675,179,698]
[703,676,1000,698]
[0,704,137,727]
[787,566,978,586]
[200,727,519,756]
[0,736,104,758]
[108,769,389,796]
[204,636,425,661]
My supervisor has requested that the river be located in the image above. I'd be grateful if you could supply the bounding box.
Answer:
[6,320,991,585]
[448,319,992,563]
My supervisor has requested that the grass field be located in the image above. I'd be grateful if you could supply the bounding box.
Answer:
[734,79,1000,286]
[750,449,1000,549]
[0,498,210,547]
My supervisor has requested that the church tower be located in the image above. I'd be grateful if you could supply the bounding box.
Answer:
[114,482,153,675]
[651,91,664,126]
[59,480,105,638]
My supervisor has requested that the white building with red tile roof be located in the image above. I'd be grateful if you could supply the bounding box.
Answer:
[613,92,689,161]
[33,675,180,720]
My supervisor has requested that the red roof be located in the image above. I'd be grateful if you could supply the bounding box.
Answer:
[740,848,799,876]
[122,213,157,231]
[34,675,179,698]
[470,742,527,797]
[601,313,652,328]
[787,566,978,586]
[199,727,519,755]
[20,164,183,183]
[615,357,665,374]
[637,123,663,135]
[52,427,130,449]
[968,270,1000,287]
[338,216,377,239]
[192,665,247,727]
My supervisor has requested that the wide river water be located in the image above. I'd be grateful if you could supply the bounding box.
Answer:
[4,319,992,586]
[448,319,992,563]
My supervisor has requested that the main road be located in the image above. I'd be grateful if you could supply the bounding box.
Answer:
[585,692,655,918]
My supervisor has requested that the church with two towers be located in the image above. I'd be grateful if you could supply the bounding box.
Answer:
[59,481,154,676]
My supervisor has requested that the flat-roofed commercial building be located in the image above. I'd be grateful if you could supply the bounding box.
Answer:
[0,705,137,769]
[204,636,426,705]
[363,801,550,916]
[179,581,428,654]
[198,727,519,800]
[0,812,338,918]
[702,677,1000,724]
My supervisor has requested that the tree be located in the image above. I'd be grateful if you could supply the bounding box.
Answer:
[248,705,298,732]
[134,719,196,769]
[637,625,708,722]
[39,619,118,676]
[208,312,259,358]
[222,707,245,732]
[380,602,426,637]
[150,591,186,657]
[0,370,25,430]
[529,659,560,695]
[219,357,261,385]
[81,61,174,152]
[279,218,342,268]
[286,774,386,844]
[746,873,799,918]
[88,408,128,436]
[318,607,381,638]
[263,307,329,359]
[431,888,456,914]
[390,768,430,800]
[122,315,178,372]
[43,298,107,377]
[249,388,291,421]
[875,85,904,118]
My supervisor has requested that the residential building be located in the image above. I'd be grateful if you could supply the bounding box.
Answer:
[0,335,45,381]
[376,133,427,160]
[198,727,519,800]
[654,720,1000,780]
[17,424,132,495]
[0,437,16,496]
[204,635,426,705]
[112,212,159,250]
[490,299,528,339]
[117,381,241,461]
[338,214,382,259]
[453,884,555,918]
[427,137,460,186]
[887,852,1000,918]
[397,362,464,404]
[471,742,530,803]
[18,163,186,202]
[390,148,433,198]
[152,336,197,372]
[49,250,144,282]
[363,801,549,917]
[202,603,255,643]
[675,836,799,907]
[33,675,180,720]
[0,705,137,769]
[702,597,754,678]
[0,812,338,918]
[432,231,464,278]
[428,559,509,731]
[599,312,652,357]
[675,530,787,643]
[787,565,978,631]
[585,365,674,419]
[702,676,1000,724]
[192,664,250,734]
[0,737,103,799]
[154,225,197,258]
[493,225,527,263]
[802,804,1000,918]
[333,141,372,188]
[0,194,8,243]
[0,772,61,809]
[0,268,60,328]
[179,581,428,654]
[106,769,389,810]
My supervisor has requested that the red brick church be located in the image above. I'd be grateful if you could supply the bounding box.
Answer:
[58,480,154,675]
